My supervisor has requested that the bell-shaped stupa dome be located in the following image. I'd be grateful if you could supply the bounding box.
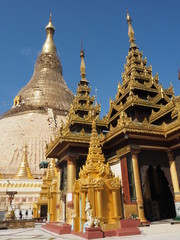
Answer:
[0,15,74,178]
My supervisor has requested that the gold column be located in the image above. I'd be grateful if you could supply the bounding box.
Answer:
[47,187,51,222]
[96,188,103,219]
[73,191,79,231]
[131,149,147,223]
[53,191,57,221]
[112,189,119,219]
[67,157,77,223]
[167,150,180,202]
[49,189,53,221]
[67,157,77,193]
[80,189,87,232]
[74,191,79,217]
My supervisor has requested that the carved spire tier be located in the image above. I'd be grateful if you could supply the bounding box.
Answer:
[46,48,108,156]
[108,11,177,132]
[86,119,105,164]
[13,144,33,179]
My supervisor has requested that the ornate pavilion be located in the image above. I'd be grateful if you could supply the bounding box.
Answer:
[44,11,180,228]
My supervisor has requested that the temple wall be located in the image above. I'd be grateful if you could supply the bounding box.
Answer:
[110,160,122,182]
[0,112,65,177]
[0,179,42,212]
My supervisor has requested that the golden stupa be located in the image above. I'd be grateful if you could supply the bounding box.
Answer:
[73,116,122,231]
[0,15,74,178]
[13,144,33,179]
[33,158,57,221]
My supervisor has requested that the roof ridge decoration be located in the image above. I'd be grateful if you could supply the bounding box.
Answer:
[13,144,34,179]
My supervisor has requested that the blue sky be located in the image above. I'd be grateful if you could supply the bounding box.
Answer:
[0,0,180,117]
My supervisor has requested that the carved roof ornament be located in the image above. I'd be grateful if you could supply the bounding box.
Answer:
[13,144,33,179]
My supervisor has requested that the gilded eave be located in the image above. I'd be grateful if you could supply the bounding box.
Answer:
[104,117,180,147]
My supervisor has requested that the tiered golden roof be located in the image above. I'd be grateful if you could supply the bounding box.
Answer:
[105,11,180,143]
[46,48,108,156]
[13,144,33,179]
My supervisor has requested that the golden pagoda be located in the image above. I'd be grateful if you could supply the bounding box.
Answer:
[103,10,180,222]
[44,10,180,226]
[13,144,33,179]
[73,116,122,232]
[0,15,74,180]
[46,47,108,223]
[33,159,57,221]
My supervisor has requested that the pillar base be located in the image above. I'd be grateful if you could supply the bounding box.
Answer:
[175,202,180,218]
[116,219,141,236]
[42,222,71,235]
[84,227,103,239]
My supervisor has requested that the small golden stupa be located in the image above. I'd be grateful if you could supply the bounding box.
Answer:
[13,144,33,179]
[73,115,122,232]
[33,158,57,221]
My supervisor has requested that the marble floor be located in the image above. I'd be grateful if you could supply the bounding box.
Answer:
[0,222,180,240]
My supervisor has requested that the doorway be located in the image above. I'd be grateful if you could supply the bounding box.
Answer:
[144,165,176,221]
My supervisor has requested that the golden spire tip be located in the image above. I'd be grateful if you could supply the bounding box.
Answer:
[126,9,135,45]
[80,40,85,58]
[126,8,132,24]
[49,12,52,22]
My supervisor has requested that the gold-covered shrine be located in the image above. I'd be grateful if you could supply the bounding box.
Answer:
[73,118,122,231]
[43,10,180,230]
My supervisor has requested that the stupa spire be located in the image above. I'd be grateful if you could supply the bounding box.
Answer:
[42,13,57,55]
[13,144,33,179]
[126,9,135,45]
[86,110,105,164]
[80,43,86,80]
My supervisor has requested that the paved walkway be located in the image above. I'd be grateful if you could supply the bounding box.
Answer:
[0,222,180,240]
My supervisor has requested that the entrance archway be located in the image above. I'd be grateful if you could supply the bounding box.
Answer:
[144,165,176,221]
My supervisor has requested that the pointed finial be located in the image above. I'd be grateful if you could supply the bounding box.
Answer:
[126,9,135,45]
[86,107,105,164]
[42,13,57,55]
[80,43,86,79]
[49,12,52,22]
[95,86,98,105]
